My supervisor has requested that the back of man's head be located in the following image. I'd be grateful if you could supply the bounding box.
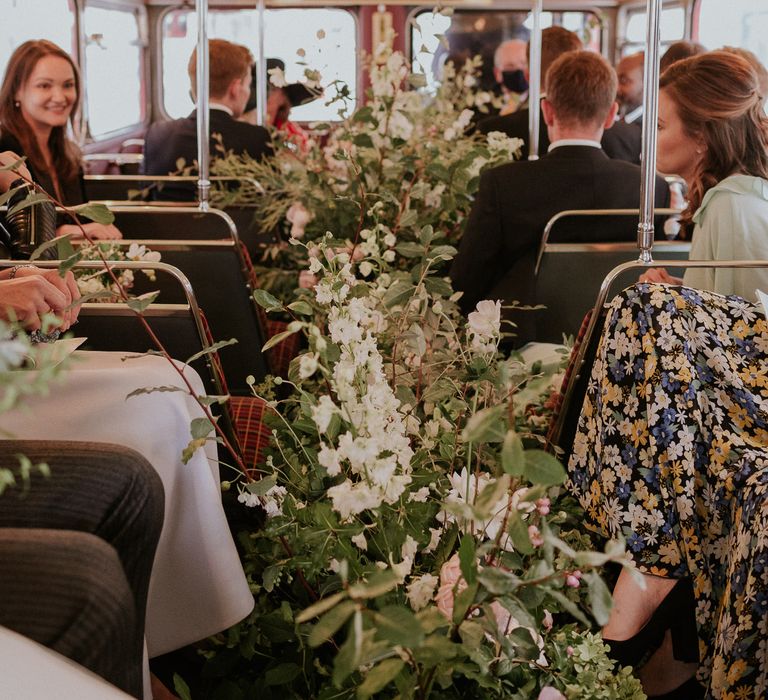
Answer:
[546,51,617,128]
[188,39,252,99]
[525,27,582,89]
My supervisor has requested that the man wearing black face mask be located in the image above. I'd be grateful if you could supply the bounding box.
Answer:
[493,39,529,116]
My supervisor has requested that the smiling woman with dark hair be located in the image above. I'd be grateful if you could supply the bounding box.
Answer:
[0,40,121,240]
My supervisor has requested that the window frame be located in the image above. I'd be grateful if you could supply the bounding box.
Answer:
[80,0,150,142]
[154,4,359,124]
[617,0,690,59]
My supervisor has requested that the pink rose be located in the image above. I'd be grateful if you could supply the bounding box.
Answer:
[538,687,567,700]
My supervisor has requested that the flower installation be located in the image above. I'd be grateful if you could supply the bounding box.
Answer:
[175,24,643,699]
[73,241,161,300]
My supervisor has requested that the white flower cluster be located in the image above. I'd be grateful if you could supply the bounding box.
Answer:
[443,108,474,141]
[466,299,502,355]
[309,253,414,521]
[75,242,161,299]
[238,482,289,518]
[486,131,524,163]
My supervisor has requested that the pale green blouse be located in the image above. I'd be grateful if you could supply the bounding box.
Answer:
[683,174,768,300]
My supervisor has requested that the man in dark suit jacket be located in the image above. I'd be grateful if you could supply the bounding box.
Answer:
[478,27,643,164]
[143,39,271,201]
[451,51,669,344]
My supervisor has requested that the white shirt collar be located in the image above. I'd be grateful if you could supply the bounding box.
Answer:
[548,138,602,152]
[623,105,643,124]
[209,102,233,117]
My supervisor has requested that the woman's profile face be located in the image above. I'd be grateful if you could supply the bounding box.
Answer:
[14,55,77,134]
[656,88,703,183]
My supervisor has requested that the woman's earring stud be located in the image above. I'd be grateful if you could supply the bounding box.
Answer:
[14,101,20,108]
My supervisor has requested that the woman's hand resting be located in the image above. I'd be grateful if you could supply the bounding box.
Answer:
[56,222,123,240]
[638,267,683,285]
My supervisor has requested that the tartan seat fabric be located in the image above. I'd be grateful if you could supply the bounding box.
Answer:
[228,395,273,475]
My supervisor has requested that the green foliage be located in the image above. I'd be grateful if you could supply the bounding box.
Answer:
[194,32,636,700]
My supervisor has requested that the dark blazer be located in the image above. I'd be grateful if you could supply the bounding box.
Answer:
[143,108,272,201]
[0,131,86,205]
[450,145,670,340]
[478,106,643,165]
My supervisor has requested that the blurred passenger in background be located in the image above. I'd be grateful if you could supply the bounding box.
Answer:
[492,39,528,116]
[659,40,706,73]
[615,51,645,124]
[479,28,642,164]
[452,51,669,345]
[143,39,272,201]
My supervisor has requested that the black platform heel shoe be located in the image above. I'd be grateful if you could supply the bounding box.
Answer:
[604,577,698,670]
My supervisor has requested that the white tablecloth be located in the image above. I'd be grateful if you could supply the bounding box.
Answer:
[1,351,254,657]
[0,626,132,699]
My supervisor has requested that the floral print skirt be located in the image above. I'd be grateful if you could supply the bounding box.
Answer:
[567,283,768,700]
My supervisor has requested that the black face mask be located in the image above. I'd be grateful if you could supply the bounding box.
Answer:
[501,69,529,94]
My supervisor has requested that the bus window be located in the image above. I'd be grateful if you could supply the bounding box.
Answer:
[696,0,768,83]
[410,9,602,95]
[83,4,146,138]
[622,4,686,56]
[161,8,356,123]
[0,0,76,72]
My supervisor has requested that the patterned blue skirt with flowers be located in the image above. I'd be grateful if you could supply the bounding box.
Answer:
[567,283,768,699]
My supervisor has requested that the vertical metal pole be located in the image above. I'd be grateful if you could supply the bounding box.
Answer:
[195,0,210,209]
[256,0,267,127]
[527,0,543,160]
[637,0,662,262]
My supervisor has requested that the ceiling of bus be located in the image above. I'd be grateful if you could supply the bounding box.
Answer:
[144,1,630,7]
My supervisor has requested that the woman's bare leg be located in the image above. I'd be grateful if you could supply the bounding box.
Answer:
[603,569,698,696]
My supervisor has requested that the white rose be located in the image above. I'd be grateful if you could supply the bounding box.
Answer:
[406,573,439,612]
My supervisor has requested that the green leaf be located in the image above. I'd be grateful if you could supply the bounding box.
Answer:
[309,600,357,647]
[507,511,534,556]
[412,634,460,665]
[348,569,398,599]
[462,405,506,444]
[584,570,614,626]
[352,106,375,124]
[262,328,299,352]
[172,673,192,700]
[374,605,424,648]
[185,338,238,364]
[295,591,348,624]
[353,133,375,148]
[427,245,457,261]
[287,300,313,316]
[265,662,301,686]
[452,581,478,625]
[71,202,115,225]
[399,209,419,229]
[357,658,404,699]
[419,225,435,245]
[253,288,284,312]
[125,291,160,313]
[0,185,26,208]
[458,535,477,586]
[545,588,590,627]
[477,567,520,595]
[394,241,424,258]
[27,233,71,262]
[244,473,277,496]
[474,474,509,518]
[190,416,214,440]
[57,251,84,275]
[523,450,567,486]
[501,431,525,476]
[508,627,539,660]
[0,155,26,172]
[7,192,52,217]
[332,611,361,686]
[125,385,186,400]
